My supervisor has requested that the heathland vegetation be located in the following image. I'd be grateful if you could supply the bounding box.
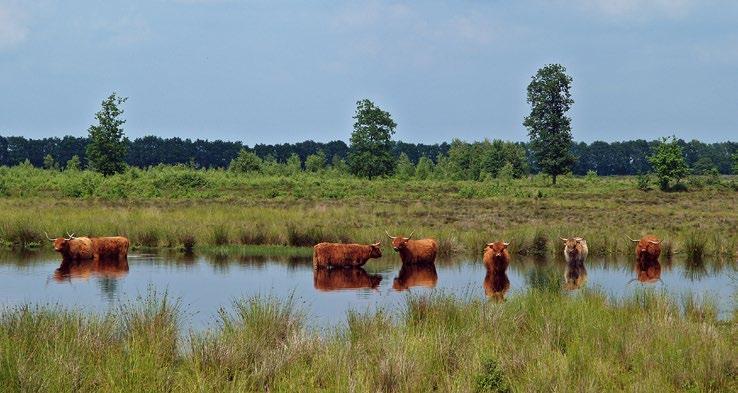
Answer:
[0,289,734,392]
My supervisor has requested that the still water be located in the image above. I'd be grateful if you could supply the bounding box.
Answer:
[0,251,734,329]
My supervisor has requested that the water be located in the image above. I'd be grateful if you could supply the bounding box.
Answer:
[0,251,734,329]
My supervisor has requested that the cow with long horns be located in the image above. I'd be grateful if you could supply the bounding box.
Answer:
[45,232,93,260]
[45,232,129,261]
[627,235,661,262]
[312,242,382,268]
[483,241,510,272]
[386,231,437,264]
[561,237,588,264]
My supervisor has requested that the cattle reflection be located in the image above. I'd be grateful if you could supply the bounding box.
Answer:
[54,258,129,282]
[564,260,588,290]
[483,269,509,302]
[313,267,382,291]
[392,263,438,291]
[633,258,662,284]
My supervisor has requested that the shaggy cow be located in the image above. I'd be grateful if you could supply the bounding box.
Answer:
[46,232,93,260]
[90,236,130,260]
[46,233,129,261]
[483,241,510,272]
[564,261,588,290]
[560,237,588,264]
[386,231,438,264]
[628,235,661,261]
[392,263,438,291]
[484,269,510,302]
[312,242,382,268]
[54,258,129,283]
[313,267,382,291]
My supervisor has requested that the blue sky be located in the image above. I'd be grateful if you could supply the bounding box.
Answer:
[1,0,736,144]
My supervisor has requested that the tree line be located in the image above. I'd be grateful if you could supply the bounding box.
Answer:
[1,133,734,176]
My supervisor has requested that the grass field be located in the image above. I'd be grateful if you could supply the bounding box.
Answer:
[0,289,735,392]
[1,166,736,258]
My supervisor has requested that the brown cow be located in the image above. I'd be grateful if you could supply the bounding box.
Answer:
[564,260,588,290]
[386,231,437,264]
[392,263,438,291]
[312,242,382,268]
[560,237,588,264]
[46,232,93,260]
[627,235,661,261]
[313,267,382,291]
[54,257,129,283]
[483,241,510,272]
[90,236,130,260]
[484,269,510,302]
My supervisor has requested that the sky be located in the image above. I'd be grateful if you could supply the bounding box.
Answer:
[0,0,736,144]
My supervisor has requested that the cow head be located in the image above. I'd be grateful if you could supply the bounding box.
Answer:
[561,237,585,258]
[386,231,414,251]
[369,242,382,258]
[484,241,509,257]
[628,235,661,257]
[46,232,75,252]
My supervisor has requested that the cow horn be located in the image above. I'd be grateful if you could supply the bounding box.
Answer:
[560,237,568,241]
[44,231,55,241]
[405,231,414,240]
[626,235,639,242]
[65,232,75,240]
[372,241,381,247]
[503,242,510,246]
[385,230,396,239]
[649,240,661,244]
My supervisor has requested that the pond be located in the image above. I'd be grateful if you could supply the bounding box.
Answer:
[0,250,734,329]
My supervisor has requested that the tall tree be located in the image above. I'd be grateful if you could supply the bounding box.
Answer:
[523,64,575,184]
[347,99,396,179]
[649,136,688,190]
[86,93,128,175]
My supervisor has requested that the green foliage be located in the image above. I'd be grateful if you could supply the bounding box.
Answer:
[523,64,575,184]
[229,149,263,173]
[497,163,515,180]
[415,156,434,180]
[691,156,716,175]
[585,170,598,182]
[348,99,396,179]
[394,152,415,179]
[443,139,529,181]
[474,358,511,393]
[65,155,81,171]
[285,153,301,175]
[649,136,689,191]
[329,154,349,175]
[304,150,326,172]
[636,173,651,191]
[732,152,738,175]
[42,154,58,170]
[85,93,128,176]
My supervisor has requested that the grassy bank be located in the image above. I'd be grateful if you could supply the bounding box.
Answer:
[1,169,736,258]
[0,289,735,392]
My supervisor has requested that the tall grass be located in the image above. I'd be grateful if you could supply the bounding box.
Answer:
[0,290,735,392]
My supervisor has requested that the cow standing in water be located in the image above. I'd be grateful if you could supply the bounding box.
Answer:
[483,241,511,301]
[386,231,437,264]
[46,232,129,261]
[628,235,663,284]
[561,237,588,290]
[312,242,382,268]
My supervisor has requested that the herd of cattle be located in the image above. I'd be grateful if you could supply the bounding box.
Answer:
[312,232,664,298]
[44,231,664,297]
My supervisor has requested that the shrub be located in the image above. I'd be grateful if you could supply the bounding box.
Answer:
[474,357,511,393]
[636,173,651,191]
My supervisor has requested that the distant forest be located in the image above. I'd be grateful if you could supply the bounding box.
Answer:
[0,134,735,175]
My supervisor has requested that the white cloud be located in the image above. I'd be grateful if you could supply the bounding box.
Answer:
[0,3,28,49]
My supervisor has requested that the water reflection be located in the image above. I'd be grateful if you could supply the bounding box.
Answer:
[484,269,510,302]
[313,267,382,291]
[633,258,662,284]
[392,263,438,291]
[564,260,588,290]
[54,258,129,282]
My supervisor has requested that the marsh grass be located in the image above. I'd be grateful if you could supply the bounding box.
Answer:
[0,289,735,392]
